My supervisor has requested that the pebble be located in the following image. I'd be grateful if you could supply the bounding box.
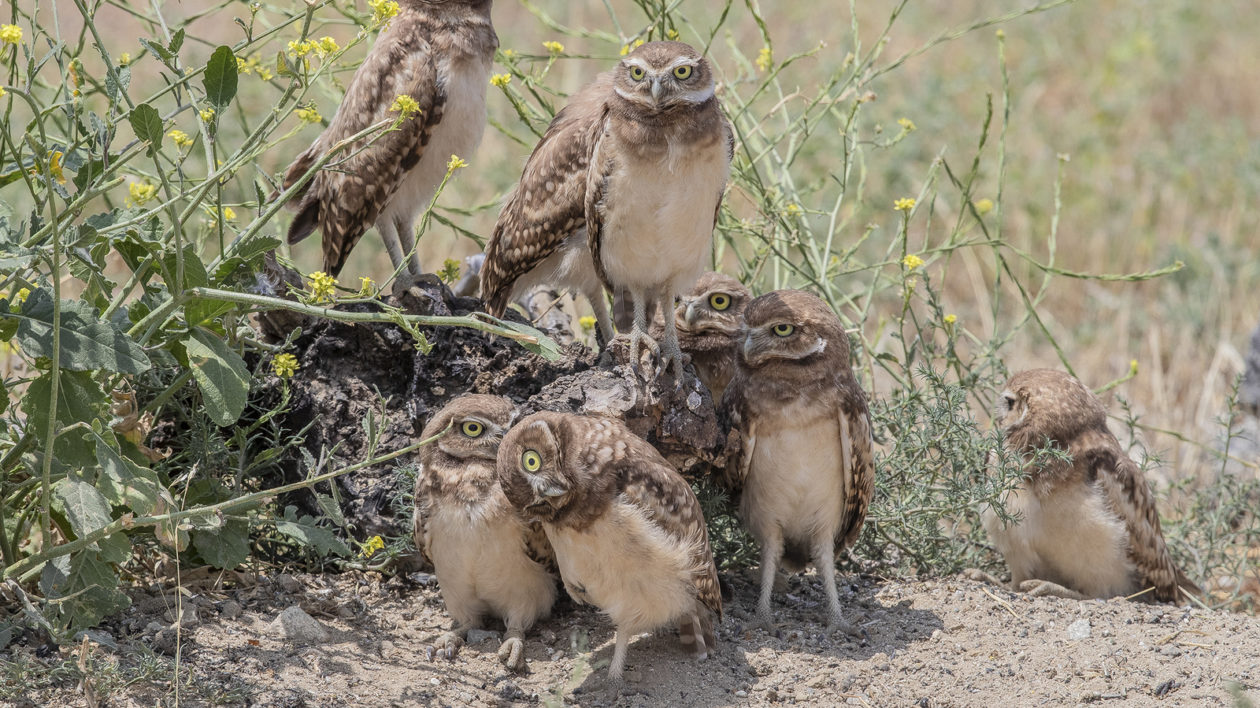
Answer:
[1067,618,1091,640]
[466,628,501,645]
[734,690,748,697]
[266,605,330,643]
[276,573,303,594]
[220,600,243,620]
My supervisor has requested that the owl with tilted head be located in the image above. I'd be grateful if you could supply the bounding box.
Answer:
[652,271,752,403]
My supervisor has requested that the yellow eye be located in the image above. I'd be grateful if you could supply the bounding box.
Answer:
[772,323,794,337]
[629,66,645,81]
[673,65,693,80]
[522,449,542,472]
[460,421,484,437]
[709,293,731,311]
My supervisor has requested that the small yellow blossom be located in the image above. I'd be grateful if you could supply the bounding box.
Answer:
[295,105,322,123]
[272,353,298,379]
[390,94,420,119]
[501,48,515,59]
[437,258,461,284]
[446,154,468,171]
[995,29,1005,40]
[490,73,511,88]
[1129,359,1139,375]
[368,0,400,23]
[317,36,340,56]
[168,129,194,149]
[666,29,679,40]
[199,107,216,122]
[222,207,237,221]
[15,287,31,304]
[362,535,385,558]
[359,276,376,296]
[894,197,916,211]
[287,38,318,58]
[237,56,250,74]
[943,313,957,325]
[119,52,132,66]
[784,203,802,216]
[578,315,596,332]
[0,86,6,98]
[973,198,994,214]
[542,40,565,55]
[308,271,338,303]
[897,117,916,132]
[755,46,773,72]
[0,25,22,45]
[48,151,66,185]
[902,253,925,270]
[126,182,157,208]
[620,39,645,56]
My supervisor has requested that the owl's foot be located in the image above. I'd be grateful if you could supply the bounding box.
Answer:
[1018,579,1088,600]
[426,630,464,662]
[962,568,1006,587]
[496,635,527,672]
[826,616,866,640]
[749,610,777,634]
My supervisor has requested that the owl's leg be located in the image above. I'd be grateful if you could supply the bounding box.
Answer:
[607,629,629,681]
[753,530,784,632]
[677,614,710,660]
[428,621,474,662]
[627,292,660,374]
[378,219,407,275]
[655,289,685,375]
[395,214,423,278]
[816,541,863,639]
[1018,579,1089,600]
[496,625,529,672]
[587,287,615,351]
[962,568,1007,587]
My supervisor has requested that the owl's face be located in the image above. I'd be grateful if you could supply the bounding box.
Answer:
[675,272,751,353]
[419,394,515,469]
[496,413,575,523]
[613,41,715,112]
[997,369,1108,451]
[738,289,848,370]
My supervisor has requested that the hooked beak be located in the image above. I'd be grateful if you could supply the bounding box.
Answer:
[675,299,697,330]
[529,477,566,503]
[742,332,755,360]
[650,78,664,104]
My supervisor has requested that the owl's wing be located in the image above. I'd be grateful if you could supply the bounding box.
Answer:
[281,15,445,276]
[584,107,614,291]
[709,114,735,235]
[1096,450,1200,603]
[832,387,876,553]
[522,519,558,575]
[619,459,723,619]
[412,467,437,568]
[717,379,754,494]
[479,75,613,316]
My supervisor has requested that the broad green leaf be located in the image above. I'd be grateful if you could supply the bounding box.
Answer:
[276,506,350,557]
[93,431,160,514]
[0,377,7,416]
[39,551,130,633]
[192,518,251,569]
[138,37,173,63]
[203,46,238,109]
[159,243,209,290]
[499,320,562,361]
[168,28,185,55]
[11,289,151,373]
[128,103,164,153]
[23,371,106,464]
[56,476,113,539]
[185,327,249,426]
[104,67,131,104]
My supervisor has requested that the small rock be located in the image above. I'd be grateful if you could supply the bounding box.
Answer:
[276,573,303,594]
[153,628,179,655]
[267,605,330,643]
[1159,645,1182,657]
[73,629,117,650]
[466,628,500,645]
[734,689,748,698]
[1067,618,1091,640]
[220,600,243,620]
[165,606,198,628]
[408,572,439,586]
[144,621,165,636]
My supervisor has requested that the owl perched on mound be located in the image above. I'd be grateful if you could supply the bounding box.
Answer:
[279,0,496,281]
[413,394,556,670]
[722,290,874,634]
[480,41,733,368]
[977,369,1201,603]
[660,272,752,403]
[496,411,722,681]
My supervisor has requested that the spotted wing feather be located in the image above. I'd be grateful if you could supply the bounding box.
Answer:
[833,389,875,553]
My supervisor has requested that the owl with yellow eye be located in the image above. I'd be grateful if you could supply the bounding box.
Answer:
[413,395,557,671]
[654,271,752,403]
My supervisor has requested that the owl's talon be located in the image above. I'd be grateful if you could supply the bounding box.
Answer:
[431,630,464,661]
[496,636,527,672]
[962,568,1005,586]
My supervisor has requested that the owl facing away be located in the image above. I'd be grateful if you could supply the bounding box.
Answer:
[721,289,874,635]
[413,394,557,670]
[280,0,496,281]
[496,411,722,681]
[653,271,752,404]
[480,41,733,369]
[977,369,1201,603]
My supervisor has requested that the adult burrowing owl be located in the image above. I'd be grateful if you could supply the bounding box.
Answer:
[496,411,722,681]
[480,41,733,366]
[661,271,751,403]
[280,0,496,280]
[722,290,874,634]
[412,394,556,670]
[976,369,1201,603]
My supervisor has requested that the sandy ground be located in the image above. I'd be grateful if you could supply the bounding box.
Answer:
[5,568,1259,707]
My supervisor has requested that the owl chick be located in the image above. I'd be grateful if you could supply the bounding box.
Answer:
[666,271,752,403]
[480,41,733,368]
[496,411,722,681]
[722,290,874,634]
[413,394,556,670]
[977,369,1201,603]
[280,0,496,281]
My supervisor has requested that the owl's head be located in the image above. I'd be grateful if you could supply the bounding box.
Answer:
[497,412,622,525]
[674,272,751,353]
[613,41,715,111]
[997,369,1108,451]
[419,394,515,469]
[738,289,849,370]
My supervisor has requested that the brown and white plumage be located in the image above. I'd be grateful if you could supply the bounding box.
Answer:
[480,41,733,365]
[657,271,751,403]
[980,369,1201,603]
[721,290,874,633]
[280,0,496,279]
[413,394,556,670]
[496,411,721,680]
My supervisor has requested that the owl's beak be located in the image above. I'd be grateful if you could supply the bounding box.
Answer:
[650,77,664,104]
[528,476,566,500]
[742,332,755,359]
[676,299,697,329]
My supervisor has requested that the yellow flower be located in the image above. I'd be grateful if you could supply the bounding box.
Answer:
[119,52,131,66]
[0,86,6,98]
[490,73,511,88]
[501,48,515,59]
[578,315,596,332]
[390,94,420,119]
[272,353,298,379]
[295,105,322,123]
[784,203,802,216]
[287,39,318,58]
[237,56,251,74]
[126,182,157,207]
[0,25,22,45]
[620,39,644,56]
[894,197,916,211]
[368,0,400,23]
[308,271,338,303]
[199,107,216,122]
[995,29,1006,40]
[666,29,679,40]
[48,151,66,185]
[437,258,460,284]
[542,40,565,55]
[222,207,237,221]
[359,276,376,296]
[897,117,916,132]
[317,36,340,56]
[446,154,468,171]
[14,287,31,304]
[168,129,194,149]
[755,46,773,72]
[943,314,957,325]
[902,253,925,270]
[1129,359,1139,375]
[362,535,385,558]
[973,198,994,214]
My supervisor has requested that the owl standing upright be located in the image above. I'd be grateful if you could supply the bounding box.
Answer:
[480,41,733,367]
[722,290,875,634]
[280,0,496,281]
[412,394,557,670]
[496,411,722,681]
[662,271,752,403]
[976,369,1201,603]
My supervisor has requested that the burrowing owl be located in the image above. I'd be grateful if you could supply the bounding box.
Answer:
[722,290,874,634]
[412,394,556,670]
[280,0,496,281]
[977,369,1201,603]
[496,411,722,681]
[661,271,751,403]
[480,41,733,366]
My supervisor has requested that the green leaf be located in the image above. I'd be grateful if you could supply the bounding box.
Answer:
[185,327,250,426]
[276,506,351,557]
[168,28,185,55]
[203,46,238,109]
[192,518,251,569]
[138,38,173,63]
[93,431,161,514]
[128,103,164,154]
[56,476,113,539]
[499,320,562,361]
[9,289,151,373]
[23,371,107,467]
[39,551,130,634]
